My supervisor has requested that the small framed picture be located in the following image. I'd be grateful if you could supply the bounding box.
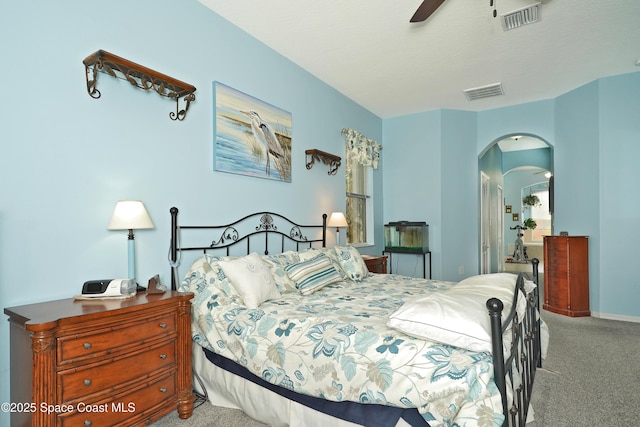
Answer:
[505,205,512,213]
[512,213,519,221]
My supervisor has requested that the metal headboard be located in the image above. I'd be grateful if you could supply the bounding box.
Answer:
[169,207,327,290]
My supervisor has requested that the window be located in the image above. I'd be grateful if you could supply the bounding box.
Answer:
[341,128,381,247]
[346,158,373,245]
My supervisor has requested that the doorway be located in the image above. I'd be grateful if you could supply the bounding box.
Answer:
[479,134,553,274]
[481,172,490,274]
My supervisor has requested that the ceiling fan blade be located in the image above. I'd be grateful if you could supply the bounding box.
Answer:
[410,0,446,23]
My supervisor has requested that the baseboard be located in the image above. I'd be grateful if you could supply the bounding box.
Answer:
[590,311,640,323]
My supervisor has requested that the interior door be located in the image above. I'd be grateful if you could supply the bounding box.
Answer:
[497,185,504,272]
[481,172,491,274]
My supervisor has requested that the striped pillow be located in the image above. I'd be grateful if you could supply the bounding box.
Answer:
[284,254,342,295]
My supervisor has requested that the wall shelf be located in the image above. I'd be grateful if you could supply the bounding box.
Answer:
[305,149,341,175]
[83,50,196,121]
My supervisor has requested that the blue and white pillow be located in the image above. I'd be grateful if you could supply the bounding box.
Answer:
[334,245,369,282]
[284,253,343,295]
[298,247,348,279]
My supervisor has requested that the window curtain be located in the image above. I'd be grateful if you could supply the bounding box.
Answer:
[341,128,382,170]
[342,128,381,245]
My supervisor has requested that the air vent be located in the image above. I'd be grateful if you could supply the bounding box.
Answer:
[463,82,504,101]
[501,2,541,31]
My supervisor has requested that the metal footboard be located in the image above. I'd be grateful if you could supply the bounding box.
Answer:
[487,258,541,426]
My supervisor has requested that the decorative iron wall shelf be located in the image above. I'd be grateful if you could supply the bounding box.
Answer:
[83,50,196,121]
[305,149,341,175]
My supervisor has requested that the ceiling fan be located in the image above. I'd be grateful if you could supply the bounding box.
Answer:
[410,0,446,23]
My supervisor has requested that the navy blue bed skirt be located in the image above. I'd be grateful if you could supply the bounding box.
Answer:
[202,347,430,427]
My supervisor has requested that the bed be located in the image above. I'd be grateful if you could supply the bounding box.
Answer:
[169,208,544,427]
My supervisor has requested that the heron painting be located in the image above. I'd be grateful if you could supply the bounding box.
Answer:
[213,82,292,182]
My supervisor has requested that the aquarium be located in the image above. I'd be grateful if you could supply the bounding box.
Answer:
[384,221,429,253]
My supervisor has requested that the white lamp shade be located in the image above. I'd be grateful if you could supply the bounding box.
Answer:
[108,201,154,230]
[327,212,348,228]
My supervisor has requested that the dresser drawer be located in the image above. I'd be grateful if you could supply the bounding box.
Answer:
[60,340,176,402]
[59,372,176,427]
[58,311,176,364]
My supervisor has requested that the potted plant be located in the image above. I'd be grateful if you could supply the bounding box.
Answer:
[522,194,541,207]
[523,218,537,229]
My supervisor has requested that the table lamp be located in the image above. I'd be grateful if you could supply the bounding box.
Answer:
[327,212,348,246]
[108,200,154,281]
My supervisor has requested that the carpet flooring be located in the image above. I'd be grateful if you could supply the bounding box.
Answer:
[527,310,640,426]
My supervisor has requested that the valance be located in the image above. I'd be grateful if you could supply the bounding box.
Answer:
[341,128,382,169]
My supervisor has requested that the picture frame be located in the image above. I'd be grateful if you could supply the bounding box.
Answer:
[512,213,519,221]
[213,82,292,182]
[505,205,512,213]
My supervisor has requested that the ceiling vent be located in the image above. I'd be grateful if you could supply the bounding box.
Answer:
[501,2,541,31]
[463,82,504,101]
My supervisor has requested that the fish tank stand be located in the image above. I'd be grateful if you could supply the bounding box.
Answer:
[382,249,432,279]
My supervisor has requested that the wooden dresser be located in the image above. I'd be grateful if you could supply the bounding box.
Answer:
[361,254,388,274]
[543,235,590,317]
[4,291,194,427]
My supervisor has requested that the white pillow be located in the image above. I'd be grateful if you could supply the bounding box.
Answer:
[387,273,525,353]
[218,252,281,308]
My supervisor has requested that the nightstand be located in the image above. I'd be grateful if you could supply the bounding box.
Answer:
[361,254,388,274]
[4,291,194,427]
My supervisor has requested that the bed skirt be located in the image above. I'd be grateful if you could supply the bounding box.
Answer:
[193,344,428,427]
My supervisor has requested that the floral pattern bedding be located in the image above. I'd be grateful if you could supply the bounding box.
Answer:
[180,254,505,427]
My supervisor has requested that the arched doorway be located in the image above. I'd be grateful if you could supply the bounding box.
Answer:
[479,134,553,274]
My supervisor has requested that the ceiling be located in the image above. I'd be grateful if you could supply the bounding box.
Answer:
[199,0,640,118]
[497,135,547,152]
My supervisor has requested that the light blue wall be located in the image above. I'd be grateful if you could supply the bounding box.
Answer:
[382,110,443,277]
[0,0,382,419]
[441,110,478,278]
[383,73,640,321]
[598,72,640,316]
[553,81,601,313]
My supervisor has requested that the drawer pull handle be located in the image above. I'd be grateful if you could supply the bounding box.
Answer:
[83,342,92,350]
[84,420,92,427]
[83,379,92,387]
[159,323,167,328]
[160,387,168,393]
[160,354,167,359]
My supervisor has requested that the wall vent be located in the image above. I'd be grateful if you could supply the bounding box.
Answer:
[501,2,541,31]
[463,82,504,101]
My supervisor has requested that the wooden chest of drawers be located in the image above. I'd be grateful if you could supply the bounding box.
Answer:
[543,235,590,317]
[4,292,194,427]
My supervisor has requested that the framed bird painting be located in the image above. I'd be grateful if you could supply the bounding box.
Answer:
[213,82,292,182]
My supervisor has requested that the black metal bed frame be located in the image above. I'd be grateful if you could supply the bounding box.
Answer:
[169,207,541,427]
[169,207,327,291]
[489,258,542,426]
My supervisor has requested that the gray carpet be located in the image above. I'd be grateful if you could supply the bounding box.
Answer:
[527,311,640,426]
[152,310,640,426]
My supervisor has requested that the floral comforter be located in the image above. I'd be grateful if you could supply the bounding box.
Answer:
[180,256,505,427]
